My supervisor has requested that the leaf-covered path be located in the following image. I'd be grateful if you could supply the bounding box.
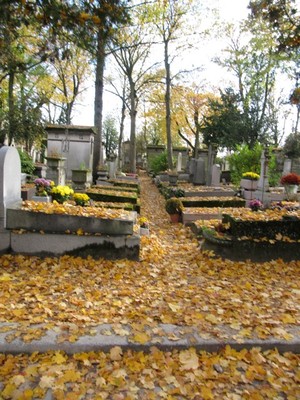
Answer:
[0,172,299,398]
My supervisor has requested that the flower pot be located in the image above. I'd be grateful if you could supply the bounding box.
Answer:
[139,227,150,236]
[240,179,258,191]
[284,184,298,201]
[32,195,52,203]
[169,213,181,223]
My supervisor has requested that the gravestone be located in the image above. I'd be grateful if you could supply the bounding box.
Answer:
[193,158,206,185]
[257,149,270,192]
[0,146,22,252]
[108,159,117,180]
[176,152,182,172]
[255,148,271,206]
[283,158,292,176]
[211,164,221,186]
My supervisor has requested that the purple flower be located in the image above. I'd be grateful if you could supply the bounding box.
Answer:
[249,199,263,211]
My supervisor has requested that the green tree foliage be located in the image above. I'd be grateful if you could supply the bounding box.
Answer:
[17,149,35,175]
[0,0,130,166]
[149,151,168,175]
[103,115,119,159]
[227,142,263,185]
[202,88,247,150]
[250,0,300,53]
[227,142,281,186]
[214,19,286,149]
[283,132,300,158]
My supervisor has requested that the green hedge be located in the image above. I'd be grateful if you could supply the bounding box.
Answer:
[223,214,300,240]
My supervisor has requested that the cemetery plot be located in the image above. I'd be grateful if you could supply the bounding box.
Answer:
[181,196,245,208]
[201,207,300,261]
[182,207,242,224]
[6,201,135,235]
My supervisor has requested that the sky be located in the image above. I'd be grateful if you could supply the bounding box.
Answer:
[72,0,251,127]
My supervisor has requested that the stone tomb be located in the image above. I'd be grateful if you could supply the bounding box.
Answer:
[0,146,140,259]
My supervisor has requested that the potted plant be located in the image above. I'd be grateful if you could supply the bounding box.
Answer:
[51,185,74,204]
[73,192,90,206]
[32,178,54,202]
[280,172,300,200]
[165,197,184,223]
[139,216,150,236]
[249,198,263,212]
[240,172,260,190]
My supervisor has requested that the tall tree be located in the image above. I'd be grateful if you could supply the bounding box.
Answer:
[102,114,119,159]
[109,14,156,173]
[172,84,215,157]
[215,20,285,147]
[148,0,196,170]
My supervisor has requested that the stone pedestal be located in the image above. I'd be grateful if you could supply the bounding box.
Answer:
[46,157,66,186]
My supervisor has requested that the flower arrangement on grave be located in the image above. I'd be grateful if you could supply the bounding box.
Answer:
[139,216,149,229]
[51,185,74,204]
[280,173,300,185]
[73,193,90,206]
[34,178,54,197]
[242,172,260,181]
[249,198,263,212]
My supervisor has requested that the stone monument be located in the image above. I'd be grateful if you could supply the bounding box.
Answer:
[0,146,22,252]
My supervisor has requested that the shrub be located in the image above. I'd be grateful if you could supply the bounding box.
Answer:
[18,149,35,175]
[165,197,184,214]
[227,143,262,185]
[149,151,168,175]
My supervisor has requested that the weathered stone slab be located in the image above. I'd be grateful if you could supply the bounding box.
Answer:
[182,210,222,224]
[6,203,135,235]
[10,231,140,260]
[184,188,235,197]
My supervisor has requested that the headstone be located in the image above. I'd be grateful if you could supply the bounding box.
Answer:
[283,159,292,176]
[257,149,270,192]
[255,148,271,206]
[189,158,196,182]
[176,152,182,172]
[108,160,117,180]
[193,158,206,185]
[211,164,221,186]
[0,147,22,252]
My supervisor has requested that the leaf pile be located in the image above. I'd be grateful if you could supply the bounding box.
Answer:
[227,208,300,221]
[1,174,299,344]
[21,201,131,220]
[0,346,299,399]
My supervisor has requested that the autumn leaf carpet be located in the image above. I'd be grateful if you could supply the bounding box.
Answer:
[0,171,299,399]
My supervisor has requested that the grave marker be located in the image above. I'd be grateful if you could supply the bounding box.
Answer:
[0,146,21,252]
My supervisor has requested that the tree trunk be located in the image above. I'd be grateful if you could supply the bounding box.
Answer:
[93,32,106,180]
[129,79,137,173]
[118,92,126,171]
[164,39,173,170]
[8,70,15,145]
